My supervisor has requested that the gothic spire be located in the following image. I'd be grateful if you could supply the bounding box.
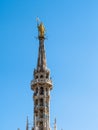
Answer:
[31,21,53,130]
[54,118,57,130]
[36,22,47,71]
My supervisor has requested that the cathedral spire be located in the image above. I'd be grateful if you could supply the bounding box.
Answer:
[31,21,52,130]
[36,22,47,72]
[54,118,57,130]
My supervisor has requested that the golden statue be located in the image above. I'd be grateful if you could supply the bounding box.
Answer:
[38,22,45,37]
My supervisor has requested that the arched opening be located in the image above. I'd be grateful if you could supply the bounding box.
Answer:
[35,111,38,117]
[46,88,48,95]
[46,73,49,78]
[40,75,43,78]
[40,110,43,118]
[35,99,38,105]
[35,75,38,79]
[34,87,38,96]
[40,87,44,95]
[36,87,38,94]
[40,98,43,106]
[40,121,43,127]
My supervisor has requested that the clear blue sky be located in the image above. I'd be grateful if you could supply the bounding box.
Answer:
[0,0,98,130]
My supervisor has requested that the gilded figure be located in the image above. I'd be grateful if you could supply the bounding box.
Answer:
[38,23,45,37]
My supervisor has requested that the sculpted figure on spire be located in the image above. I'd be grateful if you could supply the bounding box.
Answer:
[38,22,45,38]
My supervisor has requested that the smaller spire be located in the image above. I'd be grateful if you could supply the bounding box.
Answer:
[54,118,57,130]
[36,20,47,72]
[26,116,29,130]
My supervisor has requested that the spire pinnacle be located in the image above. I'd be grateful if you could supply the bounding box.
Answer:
[36,21,47,72]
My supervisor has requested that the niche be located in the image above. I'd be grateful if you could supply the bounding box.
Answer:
[40,110,43,118]
[40,121,43,127]
[40,87,44,95]
[40,98,43,106]
[40,75,43,78]
[35,75,38,79]
[46,73,49,78]
[35,99,38,105]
